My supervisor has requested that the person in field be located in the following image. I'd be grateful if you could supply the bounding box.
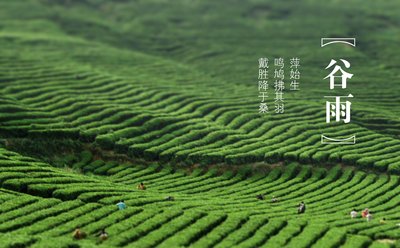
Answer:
[271,196,279,203]
[298,202,306,214]
[366,212,373,222]
[165,196,175,201]
[361,208,369,218]
[137,182,146,190]
[72,226,87,240]
[116,200,126,210]
[256,194,265,200]
[97,228,109,241]
[350,209,358,218]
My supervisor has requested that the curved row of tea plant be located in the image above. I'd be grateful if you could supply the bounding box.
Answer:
[0,148,399,248]
[0,0,399,172]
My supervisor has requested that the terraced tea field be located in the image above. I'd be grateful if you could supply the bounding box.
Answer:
[1,149,400,248]
[0,0,399,247]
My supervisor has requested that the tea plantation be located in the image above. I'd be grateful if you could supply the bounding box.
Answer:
[0,0,399,247]
[1,149,400,248]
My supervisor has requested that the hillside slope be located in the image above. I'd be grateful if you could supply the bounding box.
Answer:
[0,0,399,172]
[1,148,400,247]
